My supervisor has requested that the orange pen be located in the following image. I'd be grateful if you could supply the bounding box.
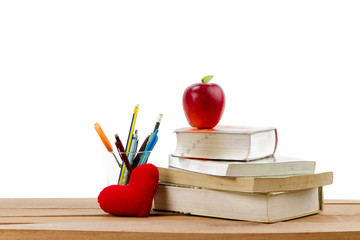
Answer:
[94,122,122,168]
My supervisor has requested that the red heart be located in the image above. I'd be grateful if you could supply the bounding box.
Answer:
[98,163,159,217]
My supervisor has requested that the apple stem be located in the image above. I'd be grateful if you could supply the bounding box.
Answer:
[201,75,214,84]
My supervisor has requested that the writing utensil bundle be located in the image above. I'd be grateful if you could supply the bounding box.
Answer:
[94,104,162,185]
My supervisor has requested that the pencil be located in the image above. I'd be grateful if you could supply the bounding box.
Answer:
[121,131,138,185]
[118,104,139,185]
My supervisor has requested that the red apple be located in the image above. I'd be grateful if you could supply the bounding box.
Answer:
[182,75,225,129]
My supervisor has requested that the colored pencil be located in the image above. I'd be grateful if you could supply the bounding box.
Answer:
[118,104,139,185]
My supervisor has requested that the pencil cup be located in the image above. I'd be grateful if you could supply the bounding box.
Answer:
[104,151,152,186]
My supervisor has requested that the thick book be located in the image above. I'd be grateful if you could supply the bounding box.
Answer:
[153,184,323,223]
[173,125,278,161]
[168,155,316,177]
[158,167,333,193]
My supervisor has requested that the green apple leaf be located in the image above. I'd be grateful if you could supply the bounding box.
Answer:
[201,75,214,84]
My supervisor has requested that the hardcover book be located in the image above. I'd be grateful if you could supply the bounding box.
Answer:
[158,167,333,193]
[153,184,323,223]
[168,155,316,177]
[173,126,278,161]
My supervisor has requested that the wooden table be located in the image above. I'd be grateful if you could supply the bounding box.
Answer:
[0,199,359,240]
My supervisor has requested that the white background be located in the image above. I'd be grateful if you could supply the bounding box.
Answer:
[0,0,359,198]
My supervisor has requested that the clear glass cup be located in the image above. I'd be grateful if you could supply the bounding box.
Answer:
[104,151,152,186]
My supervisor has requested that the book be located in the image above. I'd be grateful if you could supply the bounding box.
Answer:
[173,125,278,161]
[153,184,323,223]
[168,155,316,177]
[158,167,333,193]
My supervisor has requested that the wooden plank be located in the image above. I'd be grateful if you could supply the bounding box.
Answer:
[0,216,105,225]
[0,199,359,240]
[0,208,105,217]
[0,216,156,226]
[0,214,360,240]
[0,207,360,232]
[0,198,99,209]
[0,229,359,240]
[1,207,360,233]
[324,199,360,204]
[0,211,176,225]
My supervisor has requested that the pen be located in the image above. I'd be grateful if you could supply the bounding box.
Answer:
[153,113,163,132]
[131,135,150,169]
[114,134,132,174]
[148,113,163,142]
[139,129,159,166]
[94,123,122,168]
[148,132,154,143]
[127,130,138,164]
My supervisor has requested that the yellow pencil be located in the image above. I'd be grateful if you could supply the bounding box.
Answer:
[118,104,139,185]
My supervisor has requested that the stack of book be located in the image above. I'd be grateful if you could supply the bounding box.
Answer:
[153,126,333,223]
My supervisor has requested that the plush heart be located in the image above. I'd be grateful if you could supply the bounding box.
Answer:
[98,163,159,217]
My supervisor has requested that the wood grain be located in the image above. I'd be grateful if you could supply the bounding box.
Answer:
[0,199,359,240]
